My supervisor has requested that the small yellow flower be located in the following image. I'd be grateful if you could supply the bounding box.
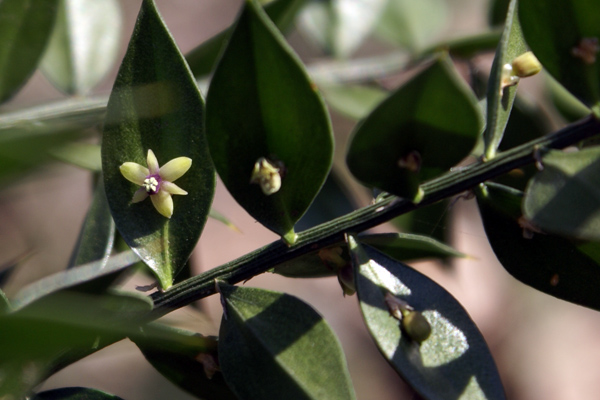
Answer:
[120,149,191,218]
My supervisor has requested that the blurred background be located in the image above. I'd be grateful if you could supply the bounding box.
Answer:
[2,0,600,399]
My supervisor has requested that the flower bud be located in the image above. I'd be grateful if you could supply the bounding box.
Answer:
[250,157,282,195]
[401,310,432,344]
[511,51,542,78]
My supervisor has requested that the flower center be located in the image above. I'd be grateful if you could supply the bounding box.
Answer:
[143,175,161,195]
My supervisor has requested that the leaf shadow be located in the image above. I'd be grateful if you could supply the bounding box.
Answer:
[355,245,505,400]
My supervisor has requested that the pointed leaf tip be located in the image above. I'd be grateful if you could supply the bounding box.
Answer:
[102,0,215,288]
[206,0,333,237]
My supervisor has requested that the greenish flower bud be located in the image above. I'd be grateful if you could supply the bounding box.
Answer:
[401,310,432,344]
[511,51,542,78]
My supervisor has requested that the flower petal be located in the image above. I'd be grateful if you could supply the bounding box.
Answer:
[131,188,149,203]
[162,181,188,196]
[120,162,149,185]
[151,190,174,218]
[147,149,160,174]
[159,157,192,182]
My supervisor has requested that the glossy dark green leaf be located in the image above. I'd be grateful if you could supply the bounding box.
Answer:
[206,0,333,243]
[484,0,528,160]
[102,0,215,289]
[346,55,482,200]
[299,0,386,57]
[477,182,600,310]
[186,0,307,78]
[319,84,387,120]
[218,282,356,400]
[348,236,505,400]
[523,147,600,241]
[33,387,124,400]
[132,324,237,400]
[0,0,59,103]
[519,0,600,114]
[40,0,122,95]
[11,250,140,311]
[374,0,448,52]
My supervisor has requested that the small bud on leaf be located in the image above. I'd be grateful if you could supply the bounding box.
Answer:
[402,310,432,344]
[250,157,283,195]
[511,51,542,78]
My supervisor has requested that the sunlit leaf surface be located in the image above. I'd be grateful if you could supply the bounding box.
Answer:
[349,236,505,400]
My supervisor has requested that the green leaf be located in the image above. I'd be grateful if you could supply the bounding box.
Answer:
[418,31,502,60]
[319,84,387,120]
[477,182,600,310]
[298,0,387,57]
[488,0,510,26]
[206,0,333,241]
[295,169,357,231]
[218,282,356,400]
[40,0,122,95]
[68,180,115,269]
[11,250,140,311]
[493,96,551,190]
[1,290,151,397]
[274,232,464,279]
[0,121,84,186]
[392,200,451,245]
[66,180,121,293]
[348,236,505,400]
[374,0,448,53]
[50,142,102,171]
[359,233,466,261]
[102,0,215,289]
[0,289,9,314]
[519,0,600,114]
[483,0,528,160]
[132,324,237,400]
[209,208,241,232]
[272,252,337,278]
[523,147,600,241]
[186,0,307,78]
[0,0,59,103]
[0,251,32,288]
[33,387,125,400]
[546,75,592,122]
[346,55,482,200]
